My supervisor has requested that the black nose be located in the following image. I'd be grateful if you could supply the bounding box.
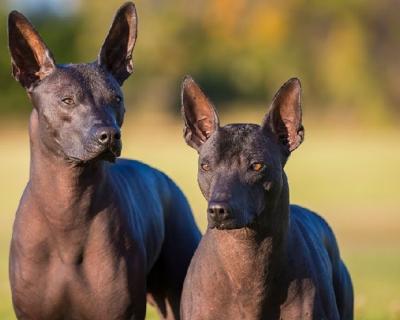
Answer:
[96,127,121,146]
[207,202,231,222]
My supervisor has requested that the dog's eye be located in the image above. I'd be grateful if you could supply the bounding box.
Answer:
[250,162,265,172]
[200,163,211,171]
[115,95,122,103]
[61,97,74,105]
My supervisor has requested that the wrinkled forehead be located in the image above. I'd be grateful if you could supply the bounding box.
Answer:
[200,124,275,163]
[36,63,121,96]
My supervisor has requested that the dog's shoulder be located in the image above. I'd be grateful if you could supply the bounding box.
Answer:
[107,158,183,199]
[289,204,342,272]
[290,205,333,238]
[109,158,164,179]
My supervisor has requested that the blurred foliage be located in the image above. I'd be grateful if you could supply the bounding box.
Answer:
[1,2,400,319]
[0,10,81,114]
[0,119,400,319]
[1,0,399,122]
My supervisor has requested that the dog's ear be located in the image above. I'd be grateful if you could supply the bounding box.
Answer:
[262,78,304,153]
[98,2,137,85]
[181,76,220,150]
[8,11,56,91]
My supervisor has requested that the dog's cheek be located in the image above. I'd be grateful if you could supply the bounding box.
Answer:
[263,181,273,191]
[117,107,125,127]
[59,127,86,159]
[38,110,63,154]
[254,186,267,217]
[268,168,284,193]
[197,173,211,200]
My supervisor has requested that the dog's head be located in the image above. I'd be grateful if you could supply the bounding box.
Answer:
[8,2,137,163]
[181,76,304,230]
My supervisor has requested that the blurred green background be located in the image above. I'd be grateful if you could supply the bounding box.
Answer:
[0,0,399,319]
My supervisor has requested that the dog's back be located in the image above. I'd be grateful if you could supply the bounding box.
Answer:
[108,159,200,273]
[288,205,354,319]
[107,159,201,317]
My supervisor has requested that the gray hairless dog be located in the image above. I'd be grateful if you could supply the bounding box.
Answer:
[8,3,200,319]
[180,76,353,320]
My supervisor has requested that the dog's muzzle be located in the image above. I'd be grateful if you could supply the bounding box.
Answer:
[91,126,122,161]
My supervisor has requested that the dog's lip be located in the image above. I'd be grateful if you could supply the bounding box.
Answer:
[209,224,241,230]
[209,219,241,230]
[208,214,257,230]
[89,140,121,158]
[66,155,85,163]
[97,149,118,162]
[66,146,121,164]
[216,224,239,230]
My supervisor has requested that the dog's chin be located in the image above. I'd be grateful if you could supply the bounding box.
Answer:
[208,216,256,231]
[209,220,244,230]
[94,149,119,163]
[215,224,240,230]
[66,148,120,165]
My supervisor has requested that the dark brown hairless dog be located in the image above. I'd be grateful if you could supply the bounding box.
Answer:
[180,76,353,319]
[8,3,200,319]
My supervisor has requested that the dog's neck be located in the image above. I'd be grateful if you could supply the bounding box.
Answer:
[198,181,290,318]
[27,109,108,231]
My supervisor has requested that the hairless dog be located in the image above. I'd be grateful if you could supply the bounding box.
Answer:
[8,3,200,319]
[180,76,353,319]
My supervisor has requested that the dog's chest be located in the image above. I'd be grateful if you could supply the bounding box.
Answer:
[277,278,316,319]
[10,211,147,320]
[184,263,318,320]
[12,244,146,319]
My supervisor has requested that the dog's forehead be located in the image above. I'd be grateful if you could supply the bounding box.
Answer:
[41,63,120,95]
[220,124,262,145]
[201,124,268,161]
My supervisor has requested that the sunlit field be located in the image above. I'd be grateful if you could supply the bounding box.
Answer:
[0,112,399,320]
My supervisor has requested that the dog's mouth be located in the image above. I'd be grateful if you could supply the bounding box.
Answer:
[90,146,121,162]
[95,148,120,162]
[208,210,257,231]
[66,144,121,165]
[209,219,258,231]
[209,219,240,230]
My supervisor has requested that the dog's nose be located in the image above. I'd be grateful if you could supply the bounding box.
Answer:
[96,127,121,146]
[207,202,231,222]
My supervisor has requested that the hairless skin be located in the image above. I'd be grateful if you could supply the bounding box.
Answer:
[180,76,353,319]
[8,3,200,319]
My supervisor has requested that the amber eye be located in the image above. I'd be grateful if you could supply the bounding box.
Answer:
[201,163,210,171]
[61,97,74,105]
[250,162,265,172]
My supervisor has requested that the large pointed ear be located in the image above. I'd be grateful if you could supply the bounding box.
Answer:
[8,11,56,91]
[181,76,219,150]
[98,2,137,85]
[262,78,304,153]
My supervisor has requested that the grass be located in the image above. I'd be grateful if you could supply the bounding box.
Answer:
[0,112,399,319]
